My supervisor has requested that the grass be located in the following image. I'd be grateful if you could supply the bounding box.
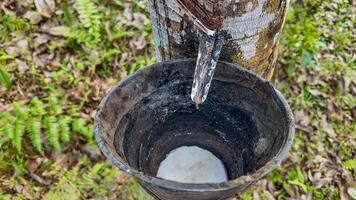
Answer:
[0,0,355,199]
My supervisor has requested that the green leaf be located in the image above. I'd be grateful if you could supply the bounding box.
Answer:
[59,117,71,142]
[3,124,14,140]
[288,180,308,192]
[287,167,308,192]
[112,27,134,40]
[0,66,12,89]
[287,167,305,183]
[44,116,60,151]
[267,169,283,183]
[343,159,356,170]
[47,95,62,115]
[30,97,46,116]
[13,120,25,153]
[27,118,43,153]
[287,59,296,74]
[113,0,124,8]
[60,2,76,26]
[301,51,314,67]
[11,102,28,119]
[72,118,92,139]
[75,0,102,45]
[0,54,14,61]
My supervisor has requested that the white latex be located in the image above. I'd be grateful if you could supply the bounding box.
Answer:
[156,146,228,183]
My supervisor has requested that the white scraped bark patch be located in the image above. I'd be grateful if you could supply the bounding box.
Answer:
[223,0,275,39]
[223,0,275,60]
[237,35,259,60]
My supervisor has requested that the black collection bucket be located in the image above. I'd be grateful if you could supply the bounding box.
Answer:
[94,59,294,200]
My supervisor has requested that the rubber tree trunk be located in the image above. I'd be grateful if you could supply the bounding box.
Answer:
[148,0,288,80]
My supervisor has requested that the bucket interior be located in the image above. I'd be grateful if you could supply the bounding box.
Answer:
[96,59,291,181]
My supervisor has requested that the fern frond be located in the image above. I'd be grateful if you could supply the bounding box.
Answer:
[72,118,92,139]
[13,120,25,153]
[59,116,71,142]
[0,112,14,128]
[27,118,43,153]
[2,124,14,140]
[0,123,13,148]
[11,102,27,119]
[67,27,94,45]
[30,97,46,116]
[75,0,102,42]
[343,159,356,170]
[44,116,60,151]
[0,65,12,90]
[47,95,62,115]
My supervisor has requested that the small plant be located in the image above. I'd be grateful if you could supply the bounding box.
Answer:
[44,116,61,151]
[287,167,308,192]
[0,66,12,90]
[122,179,151,200]
[74,0,103,45]
[58,117,71,142]
[0,50,13,90]
[42,159,119,199]
[27,117,42,153]
[72,118,92,139]
[0,13,33,43]
[343,159,356,170]
[0,96,93,154]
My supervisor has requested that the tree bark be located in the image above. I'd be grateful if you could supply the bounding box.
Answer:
[148,0,288,80]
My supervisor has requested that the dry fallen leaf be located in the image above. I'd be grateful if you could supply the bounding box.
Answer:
[27,159,52,185]
[337,77,346,93]
[1,0,16,16]
[321,115,336,138]
[17,39,29,51]
[34,34,51,46]
[32,47,48,67]
[23,11,43,24]
[108,193,118,200]
[46,26,71,36]
[340,184,351,200]
[14,184,33,200]
[15,59,29,73]
[300,193,312,200]
[253,191,261,200]
[307,170,331,189]
[132,12,149,28]
[295,109,310,127]
[309,89,326,97]
[129,34,147,50]
[123,6,133,23]
[327,100,339,114]
[115,171,124,183]
[267,181,276,194]
[34,0,55,18]
[5,46,20,57]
